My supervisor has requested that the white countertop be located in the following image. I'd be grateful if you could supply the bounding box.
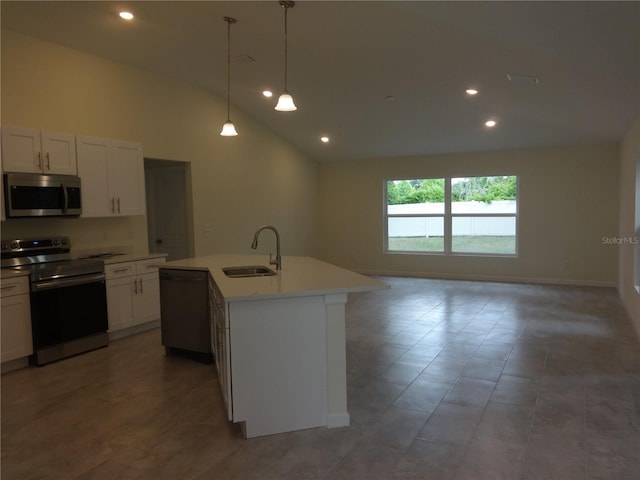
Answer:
[158,254,388,302]
[0,268,30,279]
[1,253,167,280]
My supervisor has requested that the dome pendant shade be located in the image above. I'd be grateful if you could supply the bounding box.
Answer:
[220,121,238,136]
[275,92,297,111]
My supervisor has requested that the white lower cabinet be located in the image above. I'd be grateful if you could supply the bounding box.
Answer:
[209,277,232,420]
[0,276,32,363]
[208,276,336,438]
[106,258,165,333]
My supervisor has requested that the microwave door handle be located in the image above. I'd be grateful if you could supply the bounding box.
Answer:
[61,183,69,212]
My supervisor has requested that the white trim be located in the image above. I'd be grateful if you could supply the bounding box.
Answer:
[620,293,640,341]
[108,319,160,341]
[326,412,350,428]
[353,269,617,288]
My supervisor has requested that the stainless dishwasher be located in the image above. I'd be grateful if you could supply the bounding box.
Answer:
[159,268,212,362]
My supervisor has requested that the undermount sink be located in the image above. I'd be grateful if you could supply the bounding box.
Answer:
[222,265,277,278]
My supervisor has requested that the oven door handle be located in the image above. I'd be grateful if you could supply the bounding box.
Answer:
[33,273,106,291]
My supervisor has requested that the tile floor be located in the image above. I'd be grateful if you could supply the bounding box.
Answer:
[2,276,639,479]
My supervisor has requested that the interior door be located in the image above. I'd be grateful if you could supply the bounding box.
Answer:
[145,160,189,260]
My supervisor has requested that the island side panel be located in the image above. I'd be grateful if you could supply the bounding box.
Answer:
[229,295,328,438]
[324,293,350,428]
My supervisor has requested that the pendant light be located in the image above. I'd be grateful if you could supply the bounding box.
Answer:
[275,1,297,111]
[220,16,238,136]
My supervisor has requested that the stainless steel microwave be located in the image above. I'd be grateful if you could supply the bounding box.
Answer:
[3,173,82,218]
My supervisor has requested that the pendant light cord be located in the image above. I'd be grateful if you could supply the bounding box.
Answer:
[225,17,233,120]
[280,1,295,93]
[283,4,288,92]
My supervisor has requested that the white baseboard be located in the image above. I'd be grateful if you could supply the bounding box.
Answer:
[354,269,617,288]
[109,319,160,341]
[326,412,350,428]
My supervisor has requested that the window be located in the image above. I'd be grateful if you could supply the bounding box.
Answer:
[386,176,518,255]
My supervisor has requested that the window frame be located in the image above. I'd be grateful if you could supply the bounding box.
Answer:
[384,175,519,257]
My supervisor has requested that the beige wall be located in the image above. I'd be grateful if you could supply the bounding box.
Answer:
[1,30,319,257]
[318,144,619,286]
[620,114,640,333]
[0,30,630,295]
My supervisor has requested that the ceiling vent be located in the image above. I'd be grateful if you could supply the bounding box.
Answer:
[506,73,540,84]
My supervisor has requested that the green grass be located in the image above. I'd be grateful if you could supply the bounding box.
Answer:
[388,236,516,254]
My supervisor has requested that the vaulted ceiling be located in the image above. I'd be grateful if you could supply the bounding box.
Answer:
[2,1,639,162]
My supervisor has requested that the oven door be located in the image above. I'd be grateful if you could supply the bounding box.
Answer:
[30,273,108,364]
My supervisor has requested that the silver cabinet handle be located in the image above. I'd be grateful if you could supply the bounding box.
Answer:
[133,278,138,294]
[139,278,143,294]
[117,198,121,213]
[37,151,42,170]
[1,285,17,290]
[45,152,50,170]
[111,198,116,213]
[112,268,129,273]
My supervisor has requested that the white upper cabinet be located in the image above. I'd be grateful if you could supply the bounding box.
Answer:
[76,135,146,217]
[1,125,77,175]
[111,141,146,217]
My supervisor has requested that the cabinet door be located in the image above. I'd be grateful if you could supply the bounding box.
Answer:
[1,126,42,173]
[0,293,33,362]
[110,141,146,216]
[41,131,77,175]
[76,136,112,217]
[220,308,232,420]
[106,276,135,331]
[134,272,161,325]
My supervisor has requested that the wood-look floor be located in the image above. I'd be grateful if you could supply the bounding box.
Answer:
[2,276,639,479]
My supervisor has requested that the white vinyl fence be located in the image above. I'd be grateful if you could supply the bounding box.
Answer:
[388,201,516,237]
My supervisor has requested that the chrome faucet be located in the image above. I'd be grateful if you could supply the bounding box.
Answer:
[251,225,282,270]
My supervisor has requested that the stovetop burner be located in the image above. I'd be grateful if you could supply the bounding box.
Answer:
[6,259,105,282]
[1,236,105,281]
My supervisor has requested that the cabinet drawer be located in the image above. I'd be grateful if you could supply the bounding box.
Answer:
[105,262,136,279]
[136,257,164,275]
[1,276,29,298]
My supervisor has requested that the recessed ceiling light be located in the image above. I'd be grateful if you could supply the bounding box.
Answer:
[320,136,330,143]
[118,11,134,21]
[262,90,273,98]
[465,88,478,96]
[485,120,497,127]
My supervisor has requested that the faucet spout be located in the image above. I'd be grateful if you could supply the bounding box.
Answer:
[250,225,282,270]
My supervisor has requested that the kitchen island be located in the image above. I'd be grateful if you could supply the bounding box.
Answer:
[158,254,387,438]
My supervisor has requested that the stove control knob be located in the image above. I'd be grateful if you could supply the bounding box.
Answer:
[61,238,68,245]
[53,239,59,246]
[1,243,8,250]
[10,242,19,249]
